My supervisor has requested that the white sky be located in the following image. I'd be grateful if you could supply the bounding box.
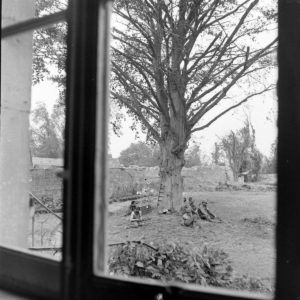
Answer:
[31,80,59,111]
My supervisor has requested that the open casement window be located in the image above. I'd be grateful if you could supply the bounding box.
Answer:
[0,0,300,299]
[0,0,67,298]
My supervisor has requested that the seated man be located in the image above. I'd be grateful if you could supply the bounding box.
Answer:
[188,197,197,214]
[197,202,211,221]
[198,201,222,222]
[182,206,197,227]
[130,207,143,227]
[179,197,188,214]
[202,201,216,219]
[124,200,137,216]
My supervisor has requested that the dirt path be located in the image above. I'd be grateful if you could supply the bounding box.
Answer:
[107,191,276,283]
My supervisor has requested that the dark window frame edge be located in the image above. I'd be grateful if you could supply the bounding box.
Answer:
[1,10,68,38]
[2,0,300,299]
[0,246,60,300]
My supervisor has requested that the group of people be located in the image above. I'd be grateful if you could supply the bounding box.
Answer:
[125,198,220,228]
[181,197,221,227]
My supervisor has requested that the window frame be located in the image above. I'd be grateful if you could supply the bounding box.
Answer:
[1,0,300,299]
[0,2,67,299]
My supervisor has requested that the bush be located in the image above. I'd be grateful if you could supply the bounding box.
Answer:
[108,240,232,286]
[108,240,272,293]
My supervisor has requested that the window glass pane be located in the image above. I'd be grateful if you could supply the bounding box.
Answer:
[1,0,68,28]
[95,0,277,296]
[1,0,67,261]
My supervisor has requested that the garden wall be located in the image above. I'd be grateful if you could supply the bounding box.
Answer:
[30,165,233,203]
[30,168,63,207]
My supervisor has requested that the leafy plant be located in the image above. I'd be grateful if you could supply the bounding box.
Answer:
[108,240,232,286]
[108,240,273,293]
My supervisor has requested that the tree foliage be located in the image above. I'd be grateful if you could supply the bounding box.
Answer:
[119,141,201,167]
[219,119,262,181]
[30,103,64,158]
[111,0,277,143]
[185,144,201,167]
[263,140,277,174]
[211,142,223,165]
[119,142,159,167]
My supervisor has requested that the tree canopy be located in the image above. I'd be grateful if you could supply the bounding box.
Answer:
[30,102,64,158]
[119,142,159,167]
[111,0,277,144]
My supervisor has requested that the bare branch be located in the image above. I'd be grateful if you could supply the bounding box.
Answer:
[111,92,161,142]
[190,86,274,134]
[112,61,160,112]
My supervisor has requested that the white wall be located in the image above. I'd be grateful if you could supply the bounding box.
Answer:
[0,0,34,247]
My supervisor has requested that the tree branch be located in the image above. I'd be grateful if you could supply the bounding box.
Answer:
[111,92,161,142]
[190,86,274,133]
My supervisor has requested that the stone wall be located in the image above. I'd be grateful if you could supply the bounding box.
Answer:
[107,165,232,198]
[30,168,63,207]
[30,165,233,203]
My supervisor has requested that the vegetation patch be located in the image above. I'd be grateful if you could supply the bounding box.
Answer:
[108,240,272,293]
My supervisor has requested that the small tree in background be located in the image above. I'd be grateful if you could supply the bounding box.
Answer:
[250,148,263,181]
[266,141,277,174]
[219,119,262,181]
[119,142,156,167]
[30,103,63,158]
[211,142,223,165]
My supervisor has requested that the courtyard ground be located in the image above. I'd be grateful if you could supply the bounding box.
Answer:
[107,191,276,291]
[29,189,276,293]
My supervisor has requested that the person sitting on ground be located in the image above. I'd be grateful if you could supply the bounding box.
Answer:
[197,201,222,223]
[180,197,188,214]
[197,202,212,221]
[202,201,222,222]
[202,201,216,219]
[188,197,198,214]
[130,207,143,227]
[182,206,197,227]
[124,200,137,216]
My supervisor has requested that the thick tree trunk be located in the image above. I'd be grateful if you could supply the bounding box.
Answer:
[158,108,187,212]
[158,138,185,212]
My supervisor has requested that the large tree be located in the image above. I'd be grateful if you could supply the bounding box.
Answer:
[111,0,277,210]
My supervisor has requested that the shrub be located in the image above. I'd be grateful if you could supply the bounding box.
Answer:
[108,240,273,294]
[108,240,232,286]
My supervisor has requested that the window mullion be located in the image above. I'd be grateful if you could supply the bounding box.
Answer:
[62,0,99,299]
[276,0,300,299]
